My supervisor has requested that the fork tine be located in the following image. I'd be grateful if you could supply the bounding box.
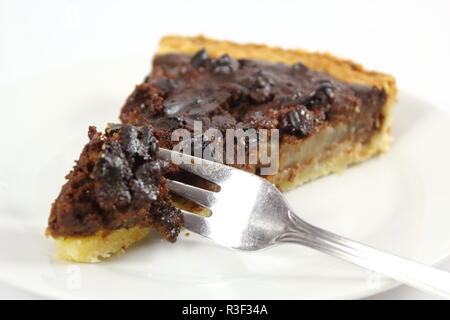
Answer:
[166,179,217,208]
[180,209,210,237]
[158,148,234,184]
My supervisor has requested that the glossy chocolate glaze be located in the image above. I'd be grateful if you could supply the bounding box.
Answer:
[120,50,387,145]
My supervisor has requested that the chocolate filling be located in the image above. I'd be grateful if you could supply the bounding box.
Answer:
[48,125,182,240]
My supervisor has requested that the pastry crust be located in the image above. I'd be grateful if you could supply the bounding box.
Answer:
[53,35,397,262]
[54,227,150,263]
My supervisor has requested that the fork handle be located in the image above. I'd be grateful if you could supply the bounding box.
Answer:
[278,212,450,299]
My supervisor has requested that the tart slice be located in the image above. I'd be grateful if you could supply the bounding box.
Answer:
[47,125,182,262]
[121,35,397,191]
[48,35,397,263]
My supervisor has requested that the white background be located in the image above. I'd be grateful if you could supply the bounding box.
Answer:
[1,0,450,299]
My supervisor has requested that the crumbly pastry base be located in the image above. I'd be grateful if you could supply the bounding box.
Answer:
[53,35,397,262]
[53,227,150,263]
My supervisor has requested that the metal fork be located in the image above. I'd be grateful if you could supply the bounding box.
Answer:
[158,148,450,299]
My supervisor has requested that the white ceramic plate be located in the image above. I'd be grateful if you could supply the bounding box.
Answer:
[1,58,450,300]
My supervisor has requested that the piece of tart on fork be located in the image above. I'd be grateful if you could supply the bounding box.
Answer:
[46,125,183,262]
[47,35,397,262]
